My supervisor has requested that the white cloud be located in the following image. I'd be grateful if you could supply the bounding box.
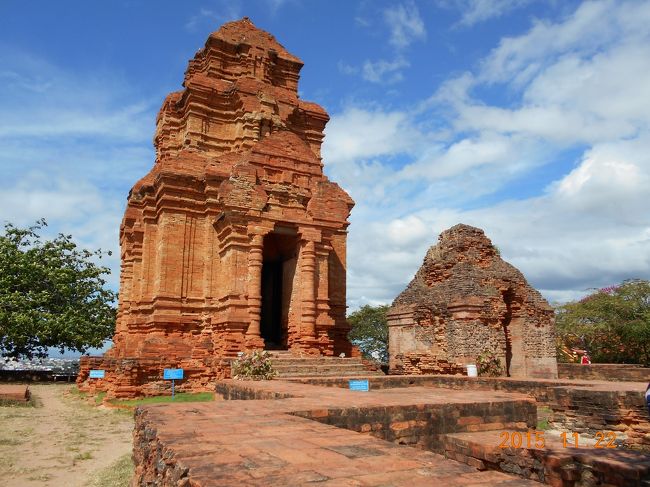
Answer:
[438,0,535,27]
[479,0,650,84]
[323,107,422,166]
[436,2,650,147]
[0,49,155,142]
[362,57,410,84]
[185,2,242,32]
[338,57,410,84]
[340,2,425,85]
[324,0,650,308]
[383,2,427,49]
[0,172,123,290]
[0,52,153,293]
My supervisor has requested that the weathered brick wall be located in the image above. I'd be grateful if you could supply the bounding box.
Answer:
[132,408,192,486]
[558,363,650,382]
[77,355,224,399]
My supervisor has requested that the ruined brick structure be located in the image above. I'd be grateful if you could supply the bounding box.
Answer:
[78,18,356,397]
[388,224,557,379]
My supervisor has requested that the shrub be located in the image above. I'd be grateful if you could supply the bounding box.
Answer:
[231,350,276,380]
[476,348,504,377]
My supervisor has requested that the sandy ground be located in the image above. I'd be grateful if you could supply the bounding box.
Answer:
[0,383,134,486]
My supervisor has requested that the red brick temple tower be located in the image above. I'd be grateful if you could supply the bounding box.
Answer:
[78,18,356,397]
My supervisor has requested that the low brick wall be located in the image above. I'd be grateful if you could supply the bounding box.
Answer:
[443,431,650,486]
[558,363,649,382]
[291,401,536,453]
[215,382,296,400]
[549,387,649,451]
[0,384,31,404]
[77,355,224,399]
[289,374,577,402]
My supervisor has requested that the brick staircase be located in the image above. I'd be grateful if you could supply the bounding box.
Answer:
[268,351,384,379]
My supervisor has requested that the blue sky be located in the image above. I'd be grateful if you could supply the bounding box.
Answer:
[2,0,650,323]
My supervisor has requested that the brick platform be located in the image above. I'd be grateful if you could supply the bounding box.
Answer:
[0,384,30,404]
[133,381,540,486]
[288,374,650,451]
[132,378,650,485]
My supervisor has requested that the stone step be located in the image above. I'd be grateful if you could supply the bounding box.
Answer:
[273,365,368,375]
[282,372,384,379]
[270,360,368,368]
[442,430,650,486]
[264,352,383,378]
[277,370,384,378]
[271,360,367,367]
[272,362,378,370]
[269,355,364,362]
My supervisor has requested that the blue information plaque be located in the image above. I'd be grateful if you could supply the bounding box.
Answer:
[349,379,369,391]
[89,369,105,379]
[163,368,184,380]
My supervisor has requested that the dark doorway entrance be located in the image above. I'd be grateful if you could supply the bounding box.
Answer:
[260,230,297,349]
[501,288,515,377]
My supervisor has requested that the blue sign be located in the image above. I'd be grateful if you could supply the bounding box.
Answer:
[349,379,369,391]
[89,370,105,379]
[163,368,184,380]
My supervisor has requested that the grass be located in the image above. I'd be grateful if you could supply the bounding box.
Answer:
[109,391,215,407]
[537,405,552,430]
[87,453,133,487]
[73,451,93,461]
[95,391,107,405]
[0,437,23,446]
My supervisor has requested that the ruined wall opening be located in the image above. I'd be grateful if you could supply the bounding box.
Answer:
[501,288,515,376]
[261,230,298,349]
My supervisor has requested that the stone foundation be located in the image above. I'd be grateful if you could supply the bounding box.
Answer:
[77,355,226,399]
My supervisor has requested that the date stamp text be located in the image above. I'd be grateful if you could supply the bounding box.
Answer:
[498,430,617,449]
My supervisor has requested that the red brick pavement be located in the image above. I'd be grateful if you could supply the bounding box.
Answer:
[133,381,542,486]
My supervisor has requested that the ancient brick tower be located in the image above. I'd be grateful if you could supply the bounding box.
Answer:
[78,18,355,397]
[388,224,557,379]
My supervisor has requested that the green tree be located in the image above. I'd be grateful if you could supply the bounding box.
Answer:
[0,219,117,358]
[555,279,650,365]
[348,304,389,363]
